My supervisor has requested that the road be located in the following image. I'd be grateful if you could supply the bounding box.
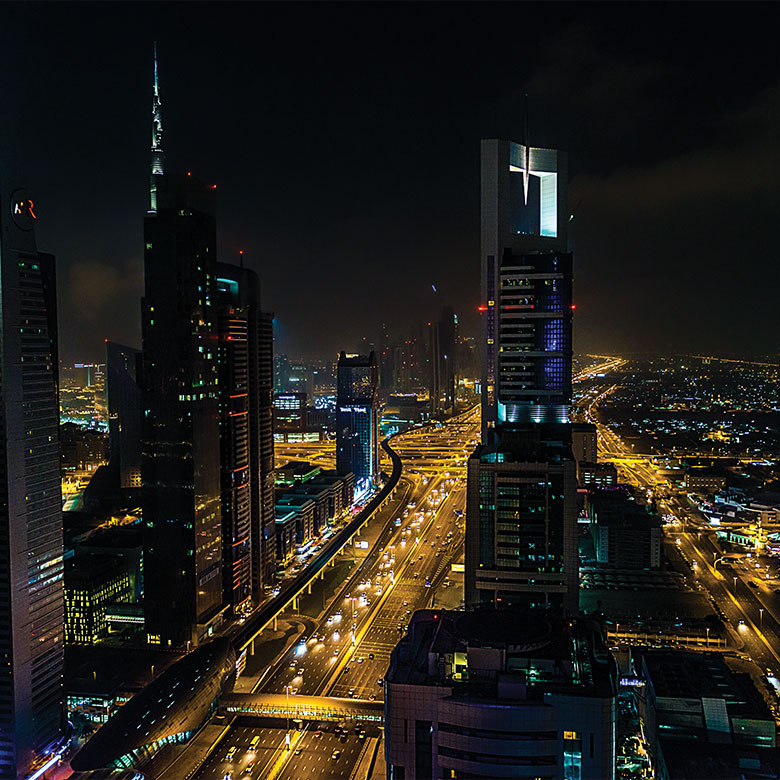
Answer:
[194,408,479,780]
[583,369,780,679]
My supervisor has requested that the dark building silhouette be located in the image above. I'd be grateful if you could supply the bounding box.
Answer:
[336,351,379,487]
[0,172,64,777]
[256,310,276,591]
[466,138,578,613]
[429,306,458,414]
[141,173,224,648]
[106,341,142,489]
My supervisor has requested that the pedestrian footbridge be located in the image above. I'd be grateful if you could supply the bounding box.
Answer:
[220,692,384,722]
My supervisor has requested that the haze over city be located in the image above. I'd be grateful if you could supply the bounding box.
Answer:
[3,2,779,362]
[2,3,780,780]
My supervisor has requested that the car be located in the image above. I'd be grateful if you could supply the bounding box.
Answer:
[368,694,376,701]
[368,653,374,660]
[344,667,350,673]
[294,747,302,755]
[225,746,238,760]
[359,729,367,737]
[358,657,364,663]
[333,649,339,656]
[739,619,746,626]
[289,661,296,668]
[378,678,384,685]
[349,688,356,696]
[331,750,342,760]
[339,733,347,742]
[403,601,408,606]
[222,774,232,780]
[749,582,759,589]
[243,761,255,774]
[318,634,326,641]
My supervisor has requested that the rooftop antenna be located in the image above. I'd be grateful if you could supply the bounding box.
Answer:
[149,41,165,213]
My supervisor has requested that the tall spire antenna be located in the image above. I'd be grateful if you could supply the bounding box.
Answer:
[149,41,164,213]
[522,92,530,206]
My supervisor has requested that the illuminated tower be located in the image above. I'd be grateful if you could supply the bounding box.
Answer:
[216,261,277,610]
[0,171,64,777]
[480,139,571,433]
[149,42,164,213]
[336,352,379,488]
[466,137,577,613]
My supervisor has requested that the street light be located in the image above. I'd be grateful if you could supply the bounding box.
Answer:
[733,576,738,593]
[760,608,764,629]
[285,685,291,750]
[706,627,710,647]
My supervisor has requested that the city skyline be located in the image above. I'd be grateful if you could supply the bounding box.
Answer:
[2,3,779,363]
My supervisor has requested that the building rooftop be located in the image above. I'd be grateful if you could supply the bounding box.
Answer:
[639,649,772,723]
[388,608,616,701]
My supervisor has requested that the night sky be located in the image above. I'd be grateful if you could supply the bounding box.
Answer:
[2,3,778,363]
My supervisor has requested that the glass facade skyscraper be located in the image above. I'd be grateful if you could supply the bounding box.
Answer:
[466,139,578,613]
[142,174,224,648]
[336,351,379,486]
[216,262,276,609]
[0,174,64,777]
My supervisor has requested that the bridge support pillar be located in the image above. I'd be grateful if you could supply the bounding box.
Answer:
[293,595,298,611]
[273,615,278,631]
[307,581,312,595]
[250,638,255,655]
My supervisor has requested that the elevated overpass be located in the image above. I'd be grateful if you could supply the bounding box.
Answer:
[233,436,404,652]
[220,692,384,722]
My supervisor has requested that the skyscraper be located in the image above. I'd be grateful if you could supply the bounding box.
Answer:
[142,172,224,648]
[256,310,277,591]
[216,261,276,610]
[336,351,379,487]
[0,173,64,777]
[106,341,142,489]
[466,138,578,612]
[429,305,458,415]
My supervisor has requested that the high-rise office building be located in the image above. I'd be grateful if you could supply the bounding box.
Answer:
[216,268,252,613]
[429,305,458,414]
[141,58,224,648]
[466,138,578,612]
[0,173,64,777]
[336,351,379,487]
[216,262,276,608]
[256,310,277,591]
[142,171,224,648]
[106,341,142,489]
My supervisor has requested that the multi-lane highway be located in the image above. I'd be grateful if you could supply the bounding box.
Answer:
[583,366,780,682]
[194,408,479,780]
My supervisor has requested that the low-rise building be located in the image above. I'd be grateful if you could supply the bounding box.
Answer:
[625,649,776,778]
[685,467,729,495]
[275,494,316,545]
[589,491,662,570]
[275,509,298,565]
[65,554,133,644]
